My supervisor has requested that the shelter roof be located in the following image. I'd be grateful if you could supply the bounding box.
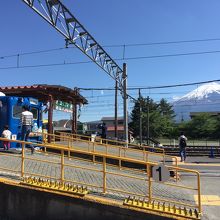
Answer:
[0,84,87,104]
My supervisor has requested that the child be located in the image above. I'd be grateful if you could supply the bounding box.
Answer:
[2,125,12,150]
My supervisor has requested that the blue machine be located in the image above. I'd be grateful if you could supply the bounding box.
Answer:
[0,96,43,148]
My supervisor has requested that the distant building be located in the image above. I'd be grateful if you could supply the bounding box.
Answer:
[101,116,124,139]
[53,119,87,134]
[54,116,132,141]
[84,120,102,135]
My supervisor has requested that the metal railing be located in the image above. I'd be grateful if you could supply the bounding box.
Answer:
[159,138,220,147]
[56,131,165,153]
[0,137,201,218]
[38,131,179,173]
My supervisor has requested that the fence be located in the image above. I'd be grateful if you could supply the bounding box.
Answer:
[159,138,220,147]
[0,137,201,219]
[40,131,179,170]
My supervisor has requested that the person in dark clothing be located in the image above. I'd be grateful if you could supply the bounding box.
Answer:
[101,123,107,139]
[178,132,187,162]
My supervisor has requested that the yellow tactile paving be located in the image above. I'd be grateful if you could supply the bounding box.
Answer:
[194,195,220,206]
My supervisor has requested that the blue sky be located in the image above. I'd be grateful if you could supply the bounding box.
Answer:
[1,1,220,121]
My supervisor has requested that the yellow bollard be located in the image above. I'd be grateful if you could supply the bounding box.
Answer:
[61,150,64,184]
[147,164,152,204]
[103,156,106,194]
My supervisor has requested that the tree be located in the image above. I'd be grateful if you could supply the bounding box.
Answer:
[158,98,175,119]
[129,97,175,139]
[177,113,219,139]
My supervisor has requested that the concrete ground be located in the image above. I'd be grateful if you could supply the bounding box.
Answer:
[179,156,220,220]
[0,144,219,219]
[0,149,196,217]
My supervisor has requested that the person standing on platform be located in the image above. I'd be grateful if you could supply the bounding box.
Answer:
[101,122,107,139]
[1,125,12,150]
[178,132,187,162]
[20,105,34,154]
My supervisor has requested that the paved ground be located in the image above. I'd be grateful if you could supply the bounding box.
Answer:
[178,156,220,220]
[54,140,174,165]
[0,143,219,219]
[0,149,196,213]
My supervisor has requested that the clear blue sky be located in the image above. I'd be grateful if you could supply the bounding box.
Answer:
[1,0,220,121]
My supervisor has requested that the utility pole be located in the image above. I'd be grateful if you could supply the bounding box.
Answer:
[139,89,142,145]
[123,63,128,145]
[147,96,150,145]
[114,76,118,139]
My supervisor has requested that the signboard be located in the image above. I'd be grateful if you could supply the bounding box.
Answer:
[152,164,170,183]
[54,100,73,113]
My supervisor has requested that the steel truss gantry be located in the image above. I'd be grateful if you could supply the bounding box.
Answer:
[22,0,128,143]
[22,0,124,89]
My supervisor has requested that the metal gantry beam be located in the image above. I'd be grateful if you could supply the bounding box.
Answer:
[21,0,124,88]
[21,0,130,143]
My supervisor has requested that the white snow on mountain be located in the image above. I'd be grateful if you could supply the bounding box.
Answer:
[175,82,220,102]
[173,82,220,122]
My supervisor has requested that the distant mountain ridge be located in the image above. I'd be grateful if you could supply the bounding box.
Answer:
[173,82,220,122]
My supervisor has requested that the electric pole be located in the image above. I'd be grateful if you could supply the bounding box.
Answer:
[147,96,150,145]
[139,89,142,145]
[114,75,118,139]
[123,63,128,145]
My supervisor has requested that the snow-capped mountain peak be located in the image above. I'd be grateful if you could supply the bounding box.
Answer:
[173,82,220,122]
[176,82,220,101]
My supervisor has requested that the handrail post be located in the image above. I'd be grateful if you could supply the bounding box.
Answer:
[163,151,165,165]
[123,146,126,157]
[146,151,148,163]
[119,147,122,170]
[43,132,47,153]
[147,163,152,204]
[175,157,178,182]
[93,142,95,163]
[53,133,55,144]
[21,142,25,178]
[61,150,64,184]
[68,139,71,159]
[105,144,108,155]
[88,141,90,151]
[197,172,202,215]
[103,156,106,194]
[142,146,145,161]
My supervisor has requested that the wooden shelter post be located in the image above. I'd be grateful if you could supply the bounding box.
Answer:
[48,95,54,143]
[72,102,77,134]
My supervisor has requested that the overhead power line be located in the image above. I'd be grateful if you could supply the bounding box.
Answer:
[80,79,220,91]
[0,47,66,59]
[105,37,220,47]
[2,37,220,59]
[2,49,220,71]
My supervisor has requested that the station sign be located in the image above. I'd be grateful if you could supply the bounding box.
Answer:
[54,100,73,113]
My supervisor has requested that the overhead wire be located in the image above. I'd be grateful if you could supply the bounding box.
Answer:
[2,37,220,59]
[3,49,220,70]
[80,79,220,91]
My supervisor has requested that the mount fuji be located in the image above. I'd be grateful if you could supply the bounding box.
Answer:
[172,82,220,122]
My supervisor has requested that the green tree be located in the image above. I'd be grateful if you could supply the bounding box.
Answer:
[213,116,220,139]
[177,113,218,139]
[158,98,175,119]
[129,97,175,139]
